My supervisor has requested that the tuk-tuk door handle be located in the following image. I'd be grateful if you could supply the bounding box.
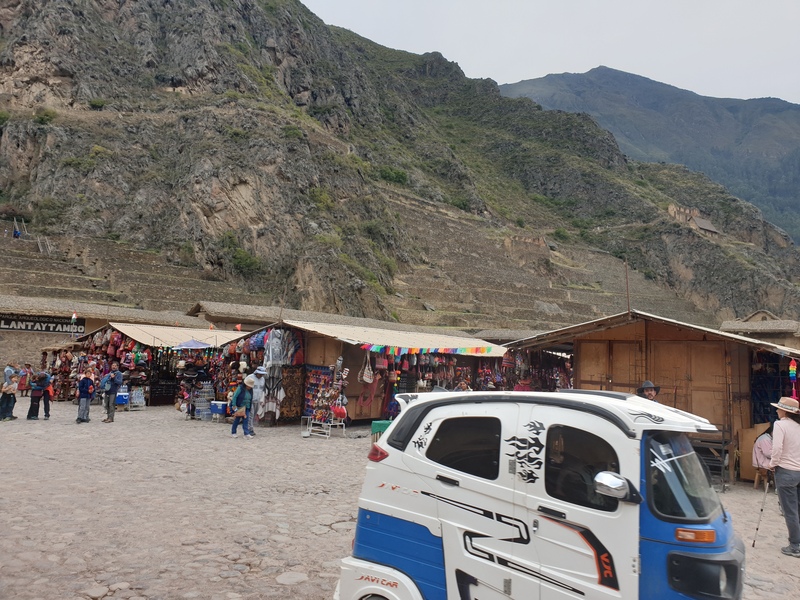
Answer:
[538,505,566,520]
[436,474,460,486]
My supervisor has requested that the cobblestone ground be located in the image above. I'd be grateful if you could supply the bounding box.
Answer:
[1,403,798,599]
[0,403,371,600]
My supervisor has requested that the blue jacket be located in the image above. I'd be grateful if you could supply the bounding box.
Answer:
[100,370,123,393]
[78,376,95,399]
[30,372,51,390]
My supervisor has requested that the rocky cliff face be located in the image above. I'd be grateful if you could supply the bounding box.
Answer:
[1,0,800,328]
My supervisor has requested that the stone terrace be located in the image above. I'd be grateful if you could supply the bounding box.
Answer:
[0,213,717,334]
[382,194,715,331]
[0,226,274,314]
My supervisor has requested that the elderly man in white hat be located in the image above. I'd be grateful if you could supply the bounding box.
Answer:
[247,366,267,436]
[769,397,800,557]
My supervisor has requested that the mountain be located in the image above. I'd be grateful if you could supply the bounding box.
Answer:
[1,1,800,331]
[499,66,800,241]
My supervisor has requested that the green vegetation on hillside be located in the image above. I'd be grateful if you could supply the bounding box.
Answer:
[2,0,799,322]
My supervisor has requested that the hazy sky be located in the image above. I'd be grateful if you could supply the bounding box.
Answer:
[301,0,800,104]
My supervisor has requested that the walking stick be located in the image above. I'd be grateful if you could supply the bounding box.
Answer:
[752,476,770,548]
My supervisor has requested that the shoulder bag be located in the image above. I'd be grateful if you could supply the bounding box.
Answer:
[358,352,374,384]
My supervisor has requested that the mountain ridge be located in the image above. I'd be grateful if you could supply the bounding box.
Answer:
[1,2,800,331]
[500,66,800,240]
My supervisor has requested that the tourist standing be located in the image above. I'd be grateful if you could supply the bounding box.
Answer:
[43,376,54,420]
[27,371,50,420]
[768,397,800,558]
[76,369,95,423]
[0,374,19,421]
[17,363,32,396]
[4,361,17,385]
[101,362,123,423]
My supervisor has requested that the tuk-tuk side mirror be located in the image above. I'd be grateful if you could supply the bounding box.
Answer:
[594,471,643,504]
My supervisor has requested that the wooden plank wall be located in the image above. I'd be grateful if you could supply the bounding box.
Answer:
[574,321,752,441]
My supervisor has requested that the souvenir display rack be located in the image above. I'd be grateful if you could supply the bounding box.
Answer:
[304,365,333,416]
[304,363,347,438]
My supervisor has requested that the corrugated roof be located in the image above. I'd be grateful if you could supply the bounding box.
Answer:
[188,301,481,337]
[692,217,720,233]
[508,309,800,358]
[473,329,549,342]
[720,320,799,334]
[283,319,507,357]
[81,322,251,348]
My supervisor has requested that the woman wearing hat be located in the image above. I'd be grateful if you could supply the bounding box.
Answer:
[768,397,800,557]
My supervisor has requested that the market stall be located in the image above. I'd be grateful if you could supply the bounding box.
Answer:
[76,323,250,407]
[279,319,506,425]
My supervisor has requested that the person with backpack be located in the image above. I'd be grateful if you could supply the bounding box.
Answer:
[101,362,123,423]
[76,368,95,423]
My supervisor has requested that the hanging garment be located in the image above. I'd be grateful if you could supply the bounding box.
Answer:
[265,329,285,368]
[357,372,384,411]
[263,388,285,420]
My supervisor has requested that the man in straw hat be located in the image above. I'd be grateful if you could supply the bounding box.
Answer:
[636,380,660,402]
[768,397,800,557]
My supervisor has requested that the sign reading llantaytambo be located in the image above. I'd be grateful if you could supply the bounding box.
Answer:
[0,313,86,334]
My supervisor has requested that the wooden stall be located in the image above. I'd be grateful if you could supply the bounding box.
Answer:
[283,318,506,421]
[508,310,800,484]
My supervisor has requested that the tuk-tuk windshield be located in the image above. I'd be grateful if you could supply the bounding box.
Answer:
[646,431,722,522]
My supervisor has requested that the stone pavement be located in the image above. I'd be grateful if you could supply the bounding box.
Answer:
[0,404,371,600]
[1,402,799,599]
[724,479,800,598]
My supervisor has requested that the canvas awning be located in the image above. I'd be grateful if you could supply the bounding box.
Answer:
[282,319,507,357]
[80,322,250,349]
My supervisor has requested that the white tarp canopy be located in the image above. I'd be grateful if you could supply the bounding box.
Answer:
[173,339,213,350]
[282,319,507,357]
[104,322,249,348]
